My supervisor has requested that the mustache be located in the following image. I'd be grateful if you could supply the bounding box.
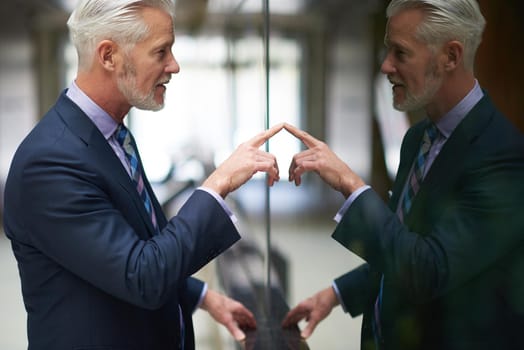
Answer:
[388,76,403,85]
[157,76,171,85]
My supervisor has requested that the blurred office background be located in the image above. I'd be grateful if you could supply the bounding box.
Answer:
[1,0,523,349]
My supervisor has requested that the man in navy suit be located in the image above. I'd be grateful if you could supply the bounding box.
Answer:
[3,1,284,349]
[282,0,524,349]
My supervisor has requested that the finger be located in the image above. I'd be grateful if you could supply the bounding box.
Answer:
[288,156,298,183]
[253,156,280,185]
[288,169,302,186]
[260,153,280,186]
[288,155,306,185]
[235,307,257,329]
[256,159,279,176]
[267,171,280,187]
[267,175,278,187]
[293,174,302,186]
[226,322,247,341]
[256,150,278,163]
[282,314,295,328]
[247,123,285,148]
[287,148,315,183]
[283,123,320,149]
[291,164,305,186]
[282,307,307,327]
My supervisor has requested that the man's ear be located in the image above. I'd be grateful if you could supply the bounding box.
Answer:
[443,40,464,72]
[96,40,118,71]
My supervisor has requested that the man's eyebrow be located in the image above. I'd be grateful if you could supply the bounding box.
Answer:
[384,38,408,51]
[152,39,173,50]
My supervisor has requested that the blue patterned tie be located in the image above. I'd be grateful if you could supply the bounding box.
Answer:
[373,123,439,348]
[115,124,158,231]
[398,123,439,221]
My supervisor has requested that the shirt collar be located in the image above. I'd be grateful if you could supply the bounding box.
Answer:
[435,79,483,139]
[66,81,119,140]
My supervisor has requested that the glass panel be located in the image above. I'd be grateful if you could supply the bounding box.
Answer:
[126,2,306,347]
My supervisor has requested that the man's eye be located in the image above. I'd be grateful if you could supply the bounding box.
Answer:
[395,50,406,60]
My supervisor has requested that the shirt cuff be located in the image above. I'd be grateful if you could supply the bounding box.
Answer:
[333,185,371,223]
[195,282,208,312]
[332,281,348,313]
[196,187,238,224]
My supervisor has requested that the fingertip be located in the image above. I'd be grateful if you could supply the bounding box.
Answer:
[234,331,246,341]
[301,331,309,339]
[267,176,277,187]
[301,326,314,339]
[273,122,285,130]
[228,324,247,341]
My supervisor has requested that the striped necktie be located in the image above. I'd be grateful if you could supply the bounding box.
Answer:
[397,123,439,221]
[372,123,439,348]
[115,124,185,349]
[115,124,158,231]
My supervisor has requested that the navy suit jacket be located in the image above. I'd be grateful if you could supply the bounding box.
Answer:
[333,94,524,350]
[3,92,241,350]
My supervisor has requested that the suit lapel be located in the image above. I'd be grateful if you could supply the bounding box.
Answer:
[404,95,495,227]
[56,92,160,237]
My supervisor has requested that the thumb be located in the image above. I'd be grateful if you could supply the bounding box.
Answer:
[300,319,318,339]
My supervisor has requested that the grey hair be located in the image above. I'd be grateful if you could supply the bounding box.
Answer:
[67,0,175,70]
[386,0,486,71]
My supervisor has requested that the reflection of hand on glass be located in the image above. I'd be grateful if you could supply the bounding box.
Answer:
[284,123,366,198]
[282,286,339,339]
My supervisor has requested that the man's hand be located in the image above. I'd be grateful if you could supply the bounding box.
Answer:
[281,286,339,339]
[202,123,284,198]
[200,289,256,341]
[283,123,365,198]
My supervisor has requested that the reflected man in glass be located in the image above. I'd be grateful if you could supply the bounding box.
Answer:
[282,1,524,349]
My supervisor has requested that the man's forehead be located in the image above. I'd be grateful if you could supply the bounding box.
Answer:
[140,7,175,41]
[384,10,423,44]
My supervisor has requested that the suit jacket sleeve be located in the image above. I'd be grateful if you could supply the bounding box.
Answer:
[334,263,380,317]
[181,277,206,312]
[5,114,240,310]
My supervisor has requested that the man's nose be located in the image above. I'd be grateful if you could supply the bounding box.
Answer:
[166,52,180,74]
[380,53,394,75]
